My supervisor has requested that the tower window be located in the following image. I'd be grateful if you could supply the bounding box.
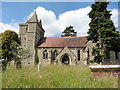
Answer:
[43,50,48,59]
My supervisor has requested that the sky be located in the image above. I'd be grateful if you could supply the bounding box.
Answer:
[0,2,119,37]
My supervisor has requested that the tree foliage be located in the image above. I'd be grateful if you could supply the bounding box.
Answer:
[35,56,39,65]
[1,30,21,61]
[1,30,32,69]
[0,33,3,59]
[61,26,77,37]
[87,1,120,63]
[10,41,32,61]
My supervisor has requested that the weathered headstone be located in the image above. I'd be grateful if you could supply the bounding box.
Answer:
[118,52,120,60]
[110,51,115,60]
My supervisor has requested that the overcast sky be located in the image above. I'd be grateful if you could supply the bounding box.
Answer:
[0,2,119,37]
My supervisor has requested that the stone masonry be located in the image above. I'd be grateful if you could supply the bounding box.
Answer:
[19,11,120,65]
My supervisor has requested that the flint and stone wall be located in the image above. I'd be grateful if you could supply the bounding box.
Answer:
[37,47,88,66]
[19,22,44,65]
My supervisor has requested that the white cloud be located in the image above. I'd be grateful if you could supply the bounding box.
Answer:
[0,6,118,36]
[0,22,19,33]
[35,7,61,36]
[58,7,91,36]
[34,6,118,37]
[110,9,118,28]
[33,6,92,36]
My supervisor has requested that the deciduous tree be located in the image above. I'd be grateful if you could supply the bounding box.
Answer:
[61,26,77,37]
[1,30,21,61]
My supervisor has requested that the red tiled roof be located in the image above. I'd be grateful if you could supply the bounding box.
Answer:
[38,36,88,48]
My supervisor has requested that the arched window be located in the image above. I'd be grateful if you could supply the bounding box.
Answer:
[78,50,80,61]
[43,50,48,59]
[53,50,58,60]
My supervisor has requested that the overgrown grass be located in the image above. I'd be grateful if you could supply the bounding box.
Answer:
[2,65,118,88]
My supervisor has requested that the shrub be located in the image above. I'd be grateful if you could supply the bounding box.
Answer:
[90,59,94,63]
[35,56,39,65]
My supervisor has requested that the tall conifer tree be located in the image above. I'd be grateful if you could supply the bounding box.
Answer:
[87,1,120,63]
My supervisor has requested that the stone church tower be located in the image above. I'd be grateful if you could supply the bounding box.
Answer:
[19,11,45,65]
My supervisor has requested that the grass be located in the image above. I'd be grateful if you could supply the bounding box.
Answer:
[2,65,118,88]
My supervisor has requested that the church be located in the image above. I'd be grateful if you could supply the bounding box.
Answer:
[19,11,97,65]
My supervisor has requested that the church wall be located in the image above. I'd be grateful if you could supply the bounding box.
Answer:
[27,23,36,32]
[25,32,36,65]
[84,41,96,64]
[80,49,87,64]
[37,47,88,65]
[26,32,35,49]
[23,23,38,65]
[71,48,86,65]
[19,35,27,46]
[69,48,87,65]
[19,24,28,35]
[37,47,63,65]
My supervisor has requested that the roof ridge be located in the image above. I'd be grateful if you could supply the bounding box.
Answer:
[38,36,88,48]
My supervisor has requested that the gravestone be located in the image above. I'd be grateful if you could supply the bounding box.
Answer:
[110,51,115,60]
[118,52,120,60]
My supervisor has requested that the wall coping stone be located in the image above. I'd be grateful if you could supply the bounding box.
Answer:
[89,65,120,69]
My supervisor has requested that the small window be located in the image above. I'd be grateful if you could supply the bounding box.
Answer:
[26,27,28,33]
[43,50,48,59]
[78,50,80,61]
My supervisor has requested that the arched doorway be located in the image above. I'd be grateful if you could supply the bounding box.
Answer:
[61,55,69,65]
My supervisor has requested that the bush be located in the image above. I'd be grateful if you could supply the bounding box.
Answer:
[35,56,39,65]
[90,59,94,63]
